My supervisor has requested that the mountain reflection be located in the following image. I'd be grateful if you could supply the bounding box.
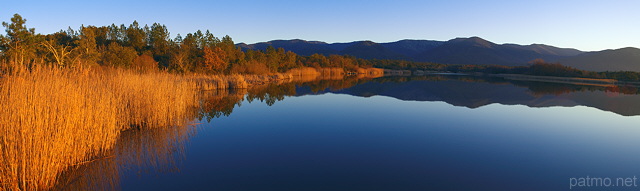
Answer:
[196,74,640,117]
[313,75,640,116]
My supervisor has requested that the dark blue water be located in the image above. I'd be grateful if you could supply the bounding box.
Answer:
[116,76,640,190]
[99,76,640,190]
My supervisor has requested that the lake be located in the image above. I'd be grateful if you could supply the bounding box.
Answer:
[67,75,640,190]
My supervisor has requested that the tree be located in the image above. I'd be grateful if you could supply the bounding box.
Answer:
[1,14,40,66]
[219,35,236,62]
[527,59,582,77]
[75,25,101,65]
[126,21,147,52]
[282,51,298,71]
[203,46,227,73]
[132,54,158,73]
[169,50,188,72]
[329,55,346,68]
[102,42,137,68]
[265,46,280,72]
[38,32,76,67]
[148,23,171,66]
[106,24,124,43]
[149,23,170,55]
[307,54,328,68]
[41,39,73,67]
[179,33,203,72]
[202,30,220,48]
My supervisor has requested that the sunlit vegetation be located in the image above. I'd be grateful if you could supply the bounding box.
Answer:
[47,121,196,190]
[0,14,379,76]
[1,12,638,82]
[50,115,197,191]
[0,65,200,190]
[0,70,382,190]
[5,11,639,190]
[1,65,637,190]
[0,13,388,190]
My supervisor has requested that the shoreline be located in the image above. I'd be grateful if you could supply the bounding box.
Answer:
[381,69,640,87]
[190,67,386,91]
[490,73,619,87]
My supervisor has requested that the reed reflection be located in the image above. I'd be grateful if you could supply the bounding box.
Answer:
[52,122,197,191]
[41,73,640,190]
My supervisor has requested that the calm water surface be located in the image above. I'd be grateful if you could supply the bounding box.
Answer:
[117,76,640,191]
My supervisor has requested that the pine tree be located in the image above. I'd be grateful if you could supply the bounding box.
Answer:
[1,14,40,66]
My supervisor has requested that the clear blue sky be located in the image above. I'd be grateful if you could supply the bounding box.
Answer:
[1,0,638,51]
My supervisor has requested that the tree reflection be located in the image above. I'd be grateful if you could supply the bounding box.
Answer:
[50,73,640,190]
[370,75,640,96]
[197,89,246,122]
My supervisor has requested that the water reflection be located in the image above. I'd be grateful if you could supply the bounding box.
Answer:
[198,74,640,122]
[53,73,640,190]
[52,122,197,190]
[197,89,246,122]
[302,75,640,116]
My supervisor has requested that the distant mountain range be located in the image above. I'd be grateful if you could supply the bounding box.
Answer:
[237,37,640,72]
[559,47,640,72]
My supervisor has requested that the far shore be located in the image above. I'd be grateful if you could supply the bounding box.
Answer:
[490,73,619,87]
[380,69,640,87]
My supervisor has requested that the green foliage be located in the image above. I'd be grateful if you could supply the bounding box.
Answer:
[102,42,137,68]
[126,21,147,52]
[75,25,101,64]
[148,23,171,67]
[1,14,41,66]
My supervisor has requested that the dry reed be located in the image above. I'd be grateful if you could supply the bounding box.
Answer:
[0,64,384,190]
[287,67,320,77]
[191,74,228,90]
[0,66,198,191]
[226,75,248,89]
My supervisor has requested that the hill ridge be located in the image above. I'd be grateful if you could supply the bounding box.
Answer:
[237,37,640,72]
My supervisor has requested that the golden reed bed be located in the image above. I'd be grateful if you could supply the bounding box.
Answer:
[0,65,383,190]
[0,66,201,191]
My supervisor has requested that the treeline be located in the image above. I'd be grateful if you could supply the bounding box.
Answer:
[0,14,375,74]
[371,58,640,82]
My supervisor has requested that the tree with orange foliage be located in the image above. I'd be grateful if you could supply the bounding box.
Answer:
[132,54,158,73]
[203,46,227,73]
